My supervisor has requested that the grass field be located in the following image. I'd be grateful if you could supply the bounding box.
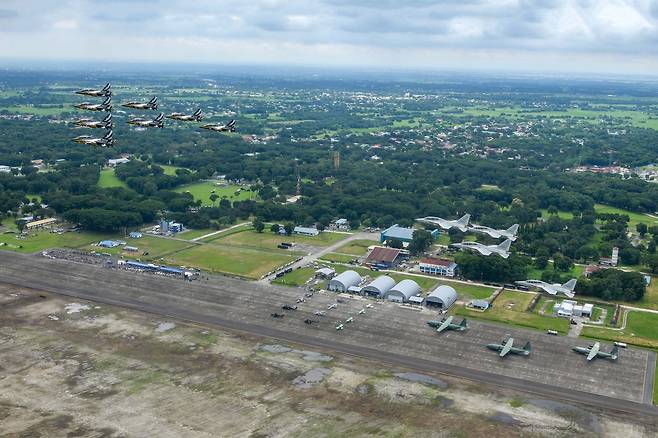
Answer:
[527,263,584,280]
[581,310,658,349]
[4,104,73,115]
[98,168,128,189]
[164,244,294,279]
[272,267,317,287]
[319,253,358,263]
[213,229,349,249]
[454,290,570,333]
[174,181,256,206]
[539,209,575,220]
[630,276,658,310]
[82,236,195,261]
[594,204,658,229]
[159,165,186,176]
[175,228,216,241]
[0,230,119,253]
[335,239,377,256]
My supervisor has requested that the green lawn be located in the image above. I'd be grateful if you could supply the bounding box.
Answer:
[539,209,575,220]
[4,104,73,115]
[0,230,119,253]
[164,244,294,279]
[175,228,216,241]
[629,276,658,310]
[594,204,658,229]
[581,310,658,349]
[98,168,128,189]
[82,235,195,261]
[527,262,584,280]
[159,164,186,176]
[213,229,349,249]
[336,239,378,256]
[454,290,570,334]
[272,267,317,287]
[174,181,256,206]
[319,253,359,263]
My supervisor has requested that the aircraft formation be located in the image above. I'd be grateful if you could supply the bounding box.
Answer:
[71,83,237,147]
[416,214,519,259]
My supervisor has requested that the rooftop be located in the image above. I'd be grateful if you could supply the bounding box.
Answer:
[420,257,456,267]
[366,247,401,263]
[381,224,415,241]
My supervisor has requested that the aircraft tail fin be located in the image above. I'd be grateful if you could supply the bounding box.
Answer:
[460,318,468,328]
[155,113,164,122]
[103,130,113,140]
[102,113,112,123]
[563,278,577,291]
[102,96,111,106]
[610,345,619,358]
[497,239,512,252]
[193,108,201,116]
[102,83,111,91]
[523,341,531,352]
[506,224,519,235]
[457,214,470,226]
[149,96,158,104]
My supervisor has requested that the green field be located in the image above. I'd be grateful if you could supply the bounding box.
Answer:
[159,165,186,176]
[98,168,128,189]
[175,228,216,241]
[319,253,359,263]
[336,239,377,256]
[628,276,658,310]
[0,230,119,253]
[164,244,294,279]
[454,290,570,333]
[174,181,256,206]
[4,104,73,115]
[539,209,575,220]
[82,235,195,261]
[272,267,317,287]
[581,310,658,349]
[212,229,349,249]
[594,204,658,229]
[527,263,584,280]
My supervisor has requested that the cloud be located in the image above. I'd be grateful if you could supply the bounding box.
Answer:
[0,0,657,75]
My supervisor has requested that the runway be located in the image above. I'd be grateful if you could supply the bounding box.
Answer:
[1,251,656,423]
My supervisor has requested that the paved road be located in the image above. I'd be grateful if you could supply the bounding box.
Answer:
[1,251,657,424]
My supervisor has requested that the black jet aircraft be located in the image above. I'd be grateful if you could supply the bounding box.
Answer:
[200,119,236,132]
[122,96,158,110]
[73,113,113,129]
[75,83,112,97]
[127,113,165,128]
[71,130,115,147]
[75,97,112,112]
[166,108,202,122]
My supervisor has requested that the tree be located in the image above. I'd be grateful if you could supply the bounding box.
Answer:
[270,223,279,234]
[408,229,432,255]
[553,253,573,272]
[284,222,294,235]
[254,218,265,233]
[547,205,558,216]
[534,255,549,270]
[636,223,648,237]
[388,238,403,249]
[209,193,219,206]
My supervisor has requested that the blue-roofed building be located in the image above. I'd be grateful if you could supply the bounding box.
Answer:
[380,224,439,244]
[99,240,121,248]
[129,231,143,239]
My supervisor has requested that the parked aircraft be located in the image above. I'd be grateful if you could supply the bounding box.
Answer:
[71,130,115,147]
[282,304,297,311]
[127,113,165,128]
[366,303,373,309]
[359,308,366,315]
[166,108,202,122]
[450,239,512,258]
[327,303,337,310]
[75,83,111,97]
[73,113,113,129]
[427,316,468,333]
[200,119,236,132]
[416,214,470,232]
[75,97,112,112]
[335,324,344,330]
[573,342,619,361]
[270,313,284,318]
[314,311,326,317]
[514,279,577,298]
[486,338,531,357]
[345,317,354,323]
[122,96,158,110]
[468,223,519,241]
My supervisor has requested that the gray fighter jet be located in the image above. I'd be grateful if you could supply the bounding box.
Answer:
[71,130,114,147]
[75,83,111,97]
[450,239,512,258]
[73,113,113,129]
[573,342,619,361]
[468,223,519,241]
[127,113,165,128]
[75,97,112,112]
[122,96,158,110]
[166,108,202,122]
[486,337,531,357]
[416,214,470,232]
[200,119,236,132]
[514,278,577,298]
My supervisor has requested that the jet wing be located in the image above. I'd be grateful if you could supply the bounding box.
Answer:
[500,338,513,357]
[587,343,600,361]
[479,247,492,256]
[437,316,453,333]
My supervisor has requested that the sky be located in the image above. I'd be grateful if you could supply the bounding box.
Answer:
[1,0,658,76]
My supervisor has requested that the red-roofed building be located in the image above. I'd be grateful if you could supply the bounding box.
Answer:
[419,257,458,277]
[365,246,402,268]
